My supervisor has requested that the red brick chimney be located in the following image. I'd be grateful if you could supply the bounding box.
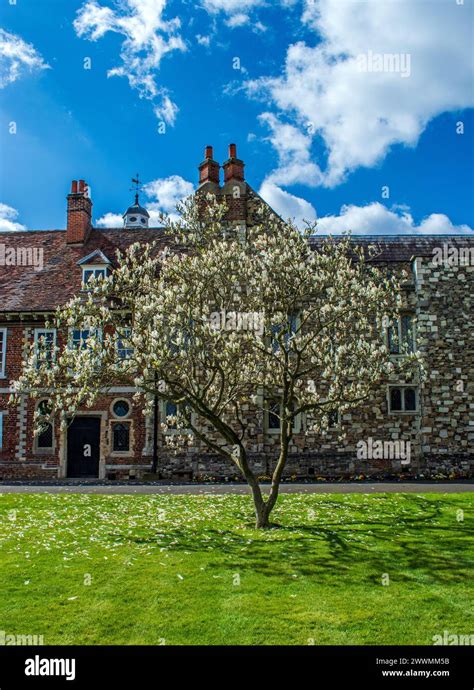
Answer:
[223,143,244,183]
[222,144,247,222]
[66,179,92,244]
[198,145,220,189]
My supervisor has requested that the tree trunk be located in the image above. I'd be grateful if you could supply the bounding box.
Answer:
[242,446,290,528]
[237,449,272,528]
[248,474,271,528]
[253,424,291,528]
[254,497,270,529]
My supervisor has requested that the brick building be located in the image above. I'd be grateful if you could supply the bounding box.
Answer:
[0,145,473,480]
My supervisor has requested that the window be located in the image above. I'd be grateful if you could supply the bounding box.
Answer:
[70,328,101,350]
[36,400,53,451]
[268,401,280,430]
[388,386,418,413]
[237,224,247,244]
[82,266,107,286]
[116,327,134,360]
[265,400,301,433]
[77,252,111,284]
[161,401,192,432]
[112,399,130,418]
[270,313,299,352]
[110,401,132,452]
[328,410,339,428]
[164,401,178,429]
[387,314,415,354]
[34,329,56,368]
[168,321,195,354]
[37,424,53,449]
[0,328,6,377]
[112,423,130,452]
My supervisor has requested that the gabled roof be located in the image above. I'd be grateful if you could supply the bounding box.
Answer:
[77,249,112,266]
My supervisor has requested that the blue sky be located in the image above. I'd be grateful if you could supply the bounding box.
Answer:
[0,0,473,234]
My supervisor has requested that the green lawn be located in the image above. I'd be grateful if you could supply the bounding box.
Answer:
[0,492,472,645]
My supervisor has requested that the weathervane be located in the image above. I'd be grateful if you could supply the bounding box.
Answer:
[130,173,143,205]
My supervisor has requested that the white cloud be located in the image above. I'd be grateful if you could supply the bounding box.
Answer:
[316,203,473,236]
[201,0,290,29]
[247,0,474,187]
[96,175,194,228]
[202,0,297,14]
[96,189,472,238]
[95,212,123,228]
[259,112,323,187]
[225,13,251,28]
[0,203,27,232]
[259,181,317,228]
[144,175,194,220]
[196,34,211,47]
[74,0,186,126]
[202,0,264,15]
[153,95,178,127]
[0,28,49,89]
[253,21,267,34]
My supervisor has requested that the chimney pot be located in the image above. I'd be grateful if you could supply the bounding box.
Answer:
[66,178,92,244]
[223,143,244,183]
[198,145,220,186]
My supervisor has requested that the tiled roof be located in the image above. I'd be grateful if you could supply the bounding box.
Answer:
[0,228,168,314]
[310,234,474,262]
[0,230,472,314]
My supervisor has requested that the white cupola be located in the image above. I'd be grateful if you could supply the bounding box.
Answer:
[123,175,149,229]
[123,192,150,229]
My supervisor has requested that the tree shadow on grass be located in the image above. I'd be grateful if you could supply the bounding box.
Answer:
[111,496,473,586]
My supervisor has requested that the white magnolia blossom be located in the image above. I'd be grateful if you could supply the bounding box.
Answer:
[12,194,421,527]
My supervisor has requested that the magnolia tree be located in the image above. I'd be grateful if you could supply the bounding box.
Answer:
[13,195,418,528]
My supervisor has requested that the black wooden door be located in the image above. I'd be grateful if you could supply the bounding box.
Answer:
[67,417,101,478]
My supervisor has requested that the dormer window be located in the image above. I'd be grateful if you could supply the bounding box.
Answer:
[77,250,112,288]
[82,266,107,286]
